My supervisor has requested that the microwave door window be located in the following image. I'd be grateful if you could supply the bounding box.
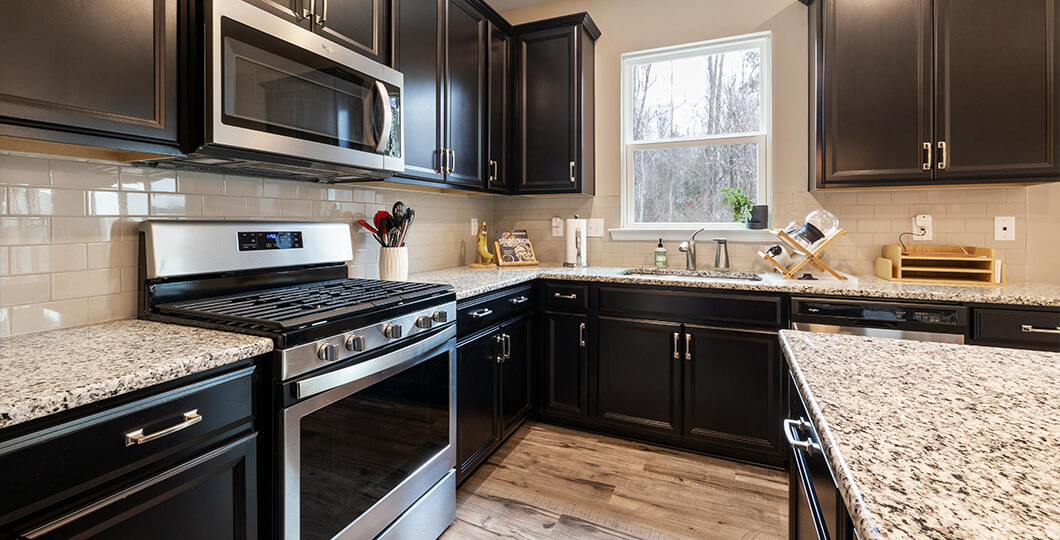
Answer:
[222,31,372,152]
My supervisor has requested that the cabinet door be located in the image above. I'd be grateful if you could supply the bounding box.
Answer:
[241,0,312,28]
[315,0,389,64]
[683,325,782,462]
[0,0,178,143]
[543,312,590,420]
[19,435,257,540]
[499,314,532,437]
[486,23,511,193]
[517,26,578,193]
[934,0,1060,181]
[818,0,933,185]
[597,317,681,438]
[394,0,446,182]
[456,331,500,480]
[445,0,487,189]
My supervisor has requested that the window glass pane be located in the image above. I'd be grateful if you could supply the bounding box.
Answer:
[632,142,758,223]
[631,47,761,142]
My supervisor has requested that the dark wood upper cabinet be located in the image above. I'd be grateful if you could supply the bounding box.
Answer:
[0,0,179,152]
[934,0,1059,181]
[514,14,598,195]
[394,0,446,183]
[445,0,487,188]
[486,23,511,193]
[596,317,682,438]
[818,0,933,185]
[240,0,312,28]
[315,0,389,64]
[812,0,1060,189]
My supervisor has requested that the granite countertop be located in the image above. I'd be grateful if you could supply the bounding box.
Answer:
[0,320,273,430]
[778,330,1060,539]
[408,265,1060,306]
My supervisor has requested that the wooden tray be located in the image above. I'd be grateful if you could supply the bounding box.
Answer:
[874,245,1004,285]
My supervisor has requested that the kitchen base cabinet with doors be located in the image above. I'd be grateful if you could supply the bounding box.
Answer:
[810,0,1060,189]
[455,285,534,482]
[969,305,1060,352]
[0,362,260,539]
[543,282,787,467]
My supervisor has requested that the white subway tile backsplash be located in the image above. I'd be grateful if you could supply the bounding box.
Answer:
[0,307,9,337]
[52,268,122,300]
[8,188,85,216]
[120,168,178,192]
[52,217,119,243]
[88,292,137,323]
[246,198,283,217]
[0,217,50,245]
[224,176,265,197]
[264,179,300,199]
[0,274,51,306]
[88,191,149,216]
[281,199,314,217]
[150,193,203,216]
[0,247,7,276]
[176,171,226,194]
[86,242,137,269]
[203,195,247,217]
[10,298,88,335]
[0,155,51,186]
[10,244,87,274]
[50,160,120,190]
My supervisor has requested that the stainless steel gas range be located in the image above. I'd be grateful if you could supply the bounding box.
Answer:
[138,220,456,540]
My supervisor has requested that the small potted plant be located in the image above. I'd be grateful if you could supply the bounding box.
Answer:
[721,187,754,227]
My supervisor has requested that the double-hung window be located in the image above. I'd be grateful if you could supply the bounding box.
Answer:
[619,33,771,234]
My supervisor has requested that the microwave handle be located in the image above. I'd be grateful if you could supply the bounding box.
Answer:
[373,81,393,153]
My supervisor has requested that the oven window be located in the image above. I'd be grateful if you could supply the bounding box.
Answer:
[298,352,450,540]
[220,18,391,154]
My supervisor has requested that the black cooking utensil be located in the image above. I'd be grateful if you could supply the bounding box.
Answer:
[392,201,406,224]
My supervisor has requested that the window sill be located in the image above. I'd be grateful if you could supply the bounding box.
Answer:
[608,227,777,243]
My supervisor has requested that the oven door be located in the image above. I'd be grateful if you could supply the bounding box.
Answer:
[208,0,403,173]
[282,326,456,540]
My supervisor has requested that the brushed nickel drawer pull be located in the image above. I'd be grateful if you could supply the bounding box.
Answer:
[673,332,680,359]
[684,333,692,361]
[553,292,577,300]
[470,308,493,319]
[784,418,821,454]
[1021,324,1060,334]
[510,296,529,305]
[937,141,948,170]
[579,322,586,347]
[922,142,932,171]
[124,410,202,446]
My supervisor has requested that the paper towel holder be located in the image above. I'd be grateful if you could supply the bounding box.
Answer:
[563,214,589,268]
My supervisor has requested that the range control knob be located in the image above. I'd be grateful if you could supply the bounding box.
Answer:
[415,315,433,329]
[431,310,449,323]
[317,343,338,362]
[382,323,403,339]
[345,334,366,352]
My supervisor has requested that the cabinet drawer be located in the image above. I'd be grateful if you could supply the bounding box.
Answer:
[598,287,783,328]
[973,308,1060,351]
[544,283,589,312]
[457,285,534,338]
[0,366,254,524]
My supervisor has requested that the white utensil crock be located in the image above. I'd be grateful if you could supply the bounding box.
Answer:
[379,247,408,281]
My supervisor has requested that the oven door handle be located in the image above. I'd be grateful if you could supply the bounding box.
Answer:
[295,325,456,400]
[373,80,393,153]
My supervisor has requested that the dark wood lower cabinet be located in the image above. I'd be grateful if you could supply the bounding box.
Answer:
[542,311,590,421]
[22,434,258,540]
[683,325,782,463]
[596,316,681,437]
[456,330,501,479]
[499,314,533,437]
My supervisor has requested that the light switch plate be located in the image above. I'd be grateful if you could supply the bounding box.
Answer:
[471,218,478,236]
[552,217,563,237]
[587,218,605,237]
[994,216,1015,241]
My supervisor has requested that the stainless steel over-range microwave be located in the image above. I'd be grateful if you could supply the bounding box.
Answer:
[138,0,403,182]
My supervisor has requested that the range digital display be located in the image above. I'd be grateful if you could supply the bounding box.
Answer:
[238,231,303,251]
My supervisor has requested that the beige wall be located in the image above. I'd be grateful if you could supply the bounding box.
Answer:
[0,153,492,337]
[498,0,1051,281]
[1027,182,1060,283]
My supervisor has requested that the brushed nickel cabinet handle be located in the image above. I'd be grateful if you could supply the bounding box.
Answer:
[673,332,680,359]
[784,418,822,454]
[569,161,576,183]
[553,292,577,300]
[684,333,692,361]
[125,410,202,446]
[495,334,505,363]
[1021,324,1060,334]
[937,141,948,170]
[922,142,932,171]
[579,322,586,347]
[448,149,455,173]
[470,308,493,319]
[504,334,512,360]
[510,296,529,304]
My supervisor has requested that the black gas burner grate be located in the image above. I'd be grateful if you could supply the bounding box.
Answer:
[155,279,450,330]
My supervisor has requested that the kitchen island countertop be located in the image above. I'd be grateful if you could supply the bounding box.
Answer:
[778,329,1060,539]
[0,319,273,430]
[408,264,1060,306]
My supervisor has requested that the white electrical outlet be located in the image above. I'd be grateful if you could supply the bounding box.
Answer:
[552,217,563,237]
[587,218,604,237]
[994,216,1016,241]
[471,218,478,236]
[912,215,933,241]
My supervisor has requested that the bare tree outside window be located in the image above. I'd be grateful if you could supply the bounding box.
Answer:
[622,36,770,228]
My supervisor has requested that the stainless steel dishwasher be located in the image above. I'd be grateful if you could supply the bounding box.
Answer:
[791,297,968,344]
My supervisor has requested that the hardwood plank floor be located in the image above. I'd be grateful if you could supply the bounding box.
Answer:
[442,421,788,539]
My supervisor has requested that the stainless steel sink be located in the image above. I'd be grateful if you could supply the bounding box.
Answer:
[621,267,763,281]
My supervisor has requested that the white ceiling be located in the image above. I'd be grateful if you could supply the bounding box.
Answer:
[484,0,555,13]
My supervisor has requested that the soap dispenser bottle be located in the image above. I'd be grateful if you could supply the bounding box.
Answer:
[654,239,667,268]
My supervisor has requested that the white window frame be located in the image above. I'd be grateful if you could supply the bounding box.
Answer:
[614,32,772,241]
